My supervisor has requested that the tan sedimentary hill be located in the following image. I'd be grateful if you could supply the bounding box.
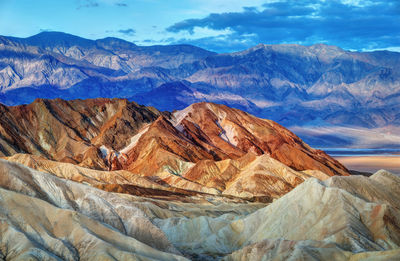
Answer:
[154,170,400,260]
[0,158,262,219]
[5,152,331,201]
[0,187,188,261]
[224,239,400,261]
[120,116,215,175]
[0,159,181,256]
[0,158,264,260]
[0,158,398,260]
[109,101,348,199]
[182,153,332,199]
[4,153,220,198]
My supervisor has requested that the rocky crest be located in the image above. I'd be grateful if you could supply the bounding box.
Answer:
[0,98,161,168]
[0,98,348,200]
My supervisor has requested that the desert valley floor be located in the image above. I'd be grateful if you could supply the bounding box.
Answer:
[335,156,400,174]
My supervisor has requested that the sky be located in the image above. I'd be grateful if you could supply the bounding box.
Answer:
[0,0,399,53]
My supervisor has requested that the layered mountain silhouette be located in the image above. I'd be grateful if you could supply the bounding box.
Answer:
[1,32,399,135]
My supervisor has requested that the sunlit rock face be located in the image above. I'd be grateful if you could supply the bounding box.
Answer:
[0,98,161,167]
[115,102,349,174]
[113,101,348,199]
[1,99,349,201]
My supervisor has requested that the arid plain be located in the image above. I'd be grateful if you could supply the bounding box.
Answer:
[336,156,400,174]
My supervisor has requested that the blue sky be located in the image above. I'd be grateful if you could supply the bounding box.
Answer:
[0,0,399,53]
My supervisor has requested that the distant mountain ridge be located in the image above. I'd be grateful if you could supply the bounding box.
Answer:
[1,32,400,146]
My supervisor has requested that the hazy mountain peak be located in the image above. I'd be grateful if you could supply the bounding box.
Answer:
[308,43,346,57]
[243,42,345,56]
[96,37,137,50]
[26,31,94,48]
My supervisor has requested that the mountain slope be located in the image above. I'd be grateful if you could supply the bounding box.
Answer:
[0,98,161,169]
[0,158,264,260]
[0,159,185,260]
[4,152,332,201]
[119,102,348,176]
[0,98,349,200]
[155,170,400,259]
[0,188,188,261]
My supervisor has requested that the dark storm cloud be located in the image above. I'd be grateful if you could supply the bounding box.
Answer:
[166,0,400,52]
[118,28,136,36]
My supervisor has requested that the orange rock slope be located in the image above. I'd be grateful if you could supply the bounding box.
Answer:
[0,98,161,169]
[118,102,349,177]
[1,98,349,200]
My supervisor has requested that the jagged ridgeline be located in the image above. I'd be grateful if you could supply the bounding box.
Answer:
[1,32,399,130]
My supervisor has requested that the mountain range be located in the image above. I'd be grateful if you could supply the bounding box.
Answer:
[1,32,400,148]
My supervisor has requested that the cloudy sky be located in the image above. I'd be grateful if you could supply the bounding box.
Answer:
[0,0,399,52]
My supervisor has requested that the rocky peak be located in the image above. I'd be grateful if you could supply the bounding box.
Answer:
[26,31,95,49]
